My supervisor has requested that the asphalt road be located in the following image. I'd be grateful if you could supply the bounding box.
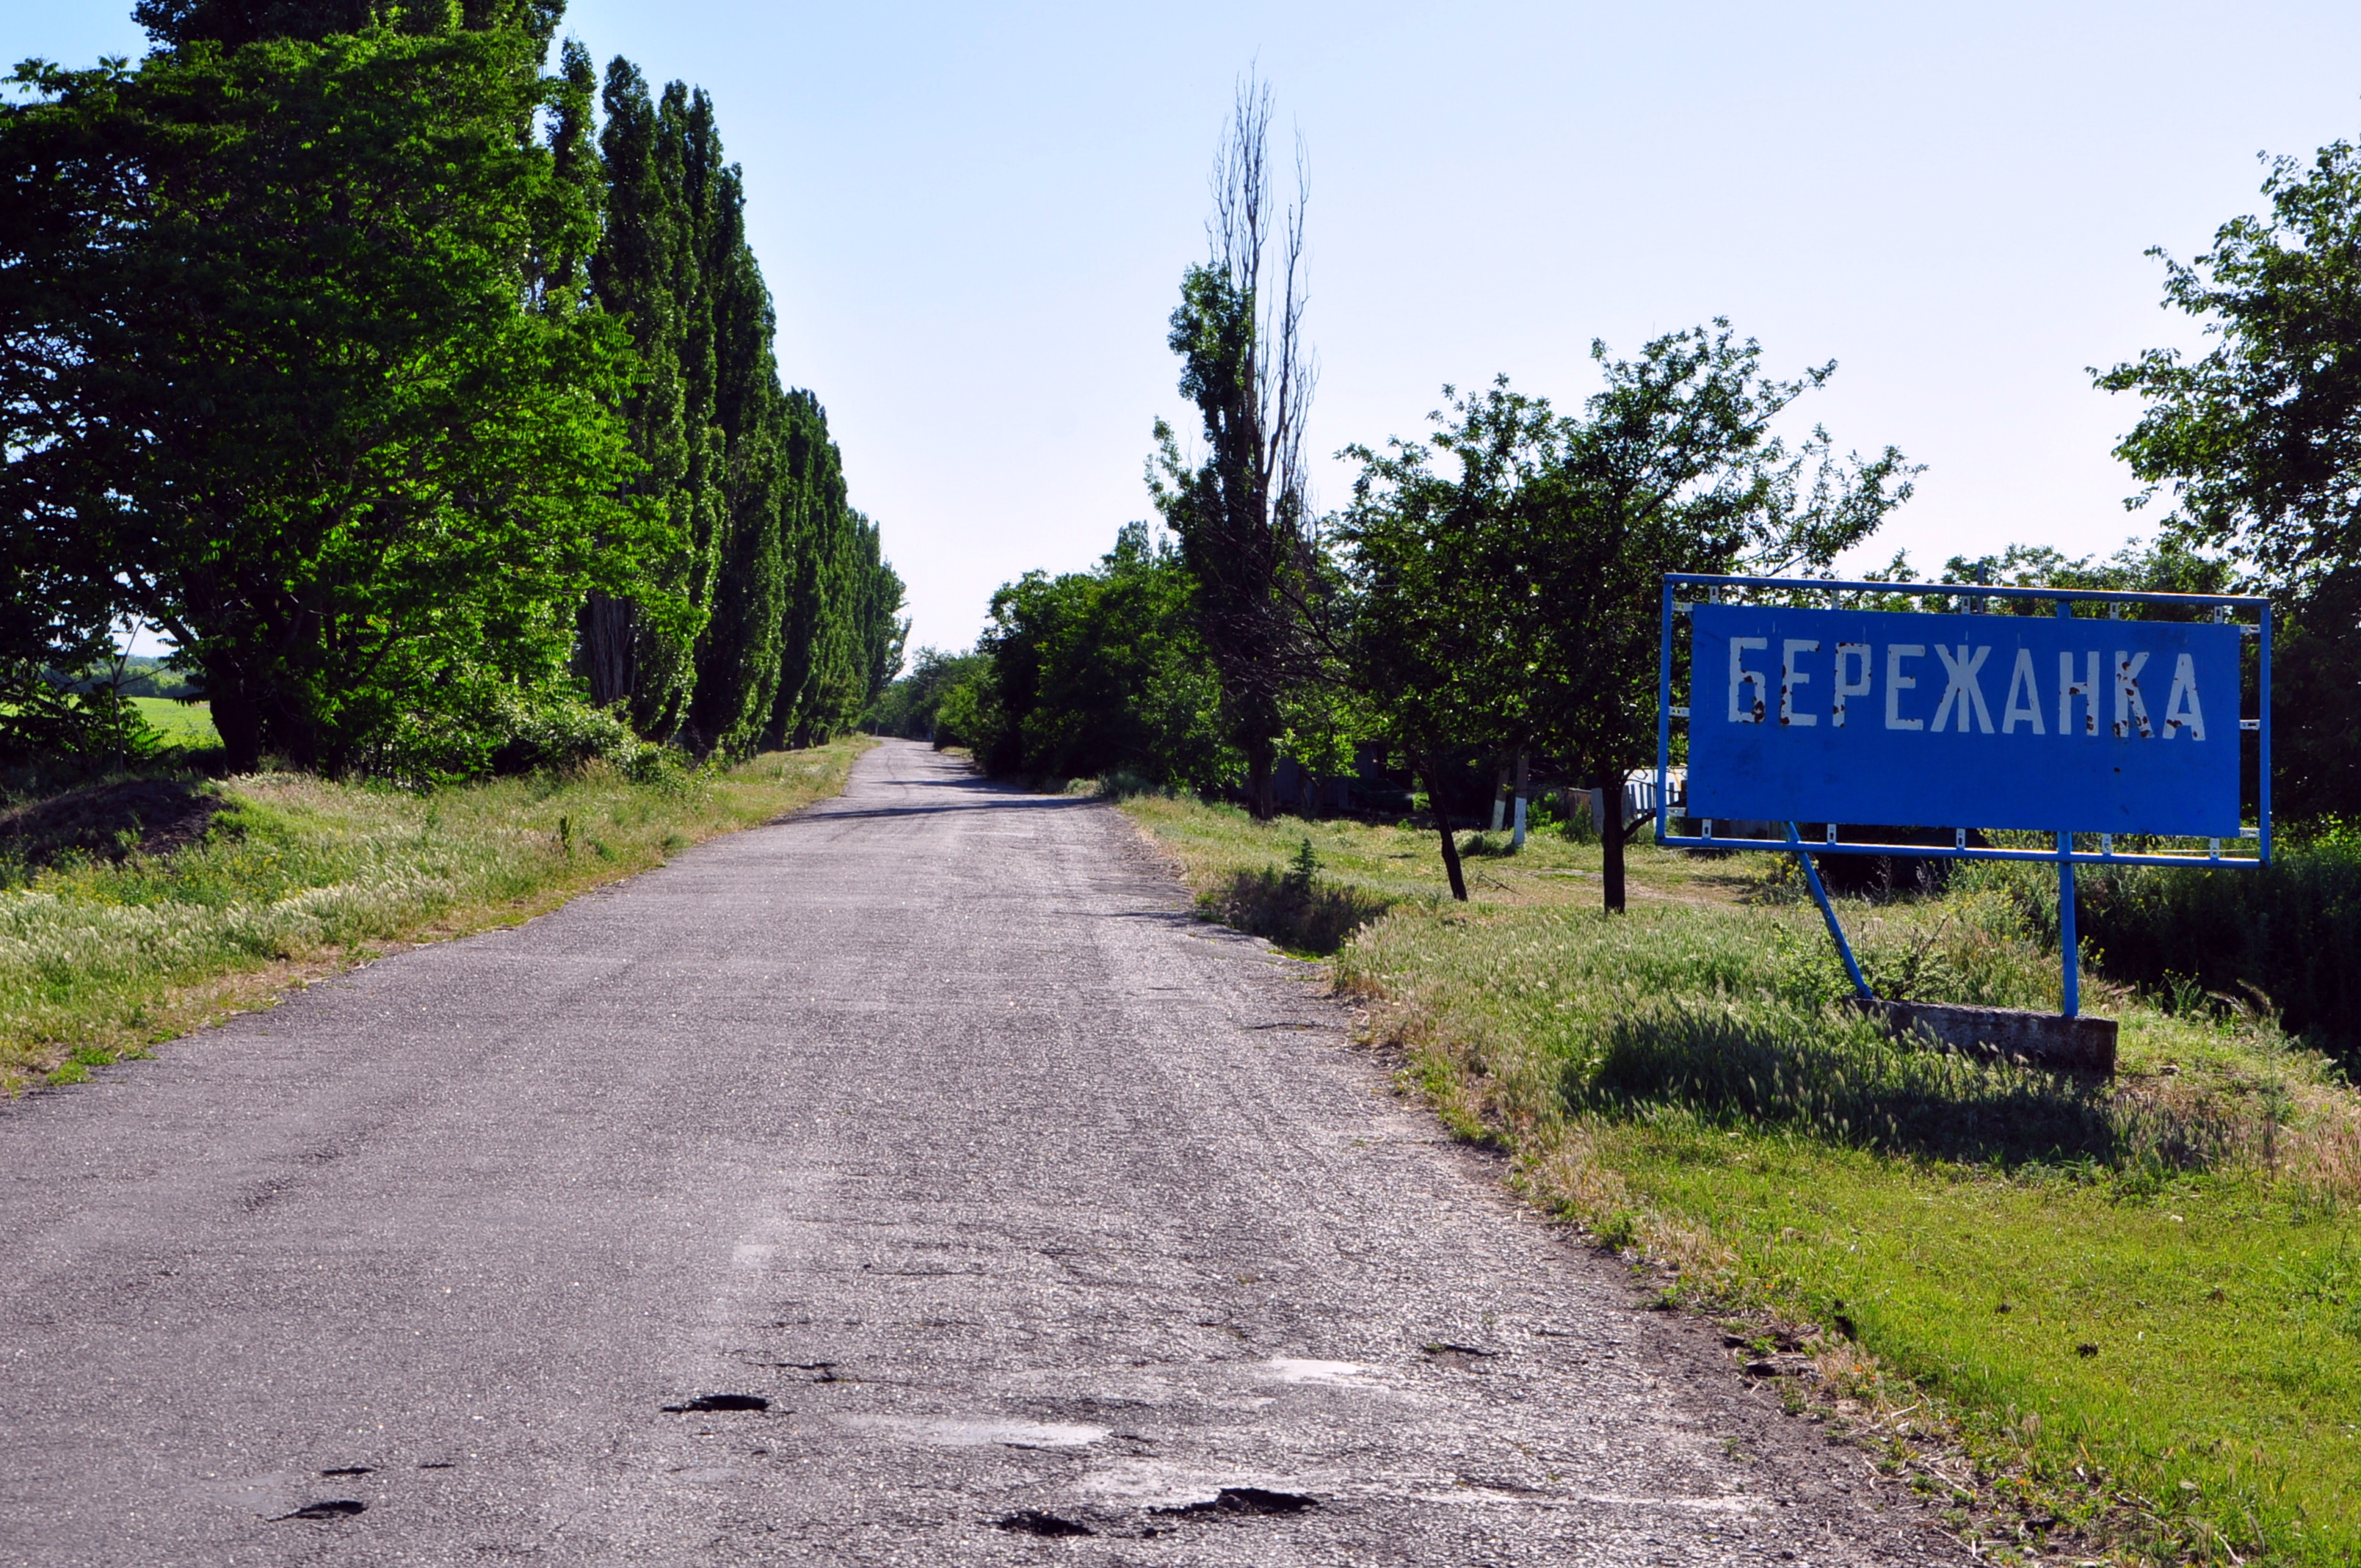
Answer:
[0,740,1965,1565]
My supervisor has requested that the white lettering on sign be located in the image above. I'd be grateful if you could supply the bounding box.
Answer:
[2113,650,2153,738]
[2002,648,2045,734]
[1832,643,1871,727]
[1930,644,1994,733]
[1716,635,2211,743]
[2058,651,2100,736]
[1780,640,1818,727]
[2162,653,2206,740]
[1885,645,1924,730]
[1728,637,1768,723]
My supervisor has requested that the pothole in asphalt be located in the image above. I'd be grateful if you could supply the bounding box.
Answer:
[1424,1343,1498,1371]
[317,1466,374,1477]
[275,1500,366,1521]
[1152,1487,1318,1518]
[418,1462,457,1470]
[662,1393,770,1413]
[996,1511,1095,1537]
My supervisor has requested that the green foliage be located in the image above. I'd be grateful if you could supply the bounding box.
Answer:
[1,21,666,775]
[1200,863,1389,957]
[2273,567,2361,821]
[1285,834,1319,894]
[1195,833,1391,956]
[0,672,162,770]
[965,523,1230,789]
[2,9,896,780]
[930,667,999,755]
[868,646,988,741]
[2097,134,2361,589]
[766,396,904,749]
[364,679,673,786]
[1341,334,1915,907]
[1940,535,2236,608]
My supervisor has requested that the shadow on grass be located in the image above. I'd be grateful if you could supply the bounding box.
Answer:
[1202,866,1393,957]
[1570,1005,2250,1172]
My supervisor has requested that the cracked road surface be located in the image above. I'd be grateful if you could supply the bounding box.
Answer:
[0,741,1965,1564]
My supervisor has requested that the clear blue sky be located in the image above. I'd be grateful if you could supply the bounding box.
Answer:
[18,2,2361,658]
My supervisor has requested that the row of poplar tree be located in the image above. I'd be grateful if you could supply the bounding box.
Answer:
[0,0,903,777]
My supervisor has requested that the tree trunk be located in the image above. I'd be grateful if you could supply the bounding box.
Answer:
[1489,758,1511,832]
[580,592,637,710]
[1246,735,1277,820]
[211,680,263,775]
[1597,761,1627,913]
[1422,755,1469,902]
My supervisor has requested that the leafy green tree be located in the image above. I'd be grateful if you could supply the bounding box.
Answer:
[579,58,700,734]
[1937,537,2234,620]
[1150,78,1320,819]
[574,61,898,759]
[973,523,1226,788]
[869,646,988,741]
[2097,137,2361,587]
[758,391,904,747]
[1344,330,1913,909]
[679,100,792,757]
[2097,135,2361,821]
[0,21,668,774]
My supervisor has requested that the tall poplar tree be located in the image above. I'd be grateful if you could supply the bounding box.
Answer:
[581,62,900,756]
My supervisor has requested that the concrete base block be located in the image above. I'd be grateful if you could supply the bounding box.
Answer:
[1854,999,2117,1077]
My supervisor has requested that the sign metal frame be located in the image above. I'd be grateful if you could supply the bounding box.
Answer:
[1653,573,2272,1019]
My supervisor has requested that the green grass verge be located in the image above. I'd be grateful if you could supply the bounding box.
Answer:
[1117,788,2361,1567]
[1,738,868,1092]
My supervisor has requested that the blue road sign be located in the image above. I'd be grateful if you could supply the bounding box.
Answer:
[1686,601,2241,837]
[1653,575,2273,1020]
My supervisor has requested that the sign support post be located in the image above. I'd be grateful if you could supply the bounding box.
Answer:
[2058,830,2079,1019]
[1785,823,1871,1001]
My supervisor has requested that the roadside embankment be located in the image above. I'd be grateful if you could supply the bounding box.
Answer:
[1119,786,2361,1568]
[0,738,868,1092]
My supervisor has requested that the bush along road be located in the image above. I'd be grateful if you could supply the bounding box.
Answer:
[0,741,1963,1564]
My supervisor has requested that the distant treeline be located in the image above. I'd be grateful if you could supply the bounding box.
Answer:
[0,0,902,778]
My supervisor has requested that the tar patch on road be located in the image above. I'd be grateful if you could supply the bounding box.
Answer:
[662,1393,769,1412]
[275,1500,366,1521]
[1152,1487,1319,1518]
[995,1511,1095,1537]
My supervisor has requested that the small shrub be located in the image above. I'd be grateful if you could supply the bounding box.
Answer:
[1092,769,1164,802]
[1203,853,1392,956]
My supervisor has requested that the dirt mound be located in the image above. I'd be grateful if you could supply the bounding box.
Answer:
[0,778,225,868]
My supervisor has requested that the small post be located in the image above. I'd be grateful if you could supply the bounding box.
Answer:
[2053,595,2080,1020]
[1656,578,1678,843]
[1511,751,1530,849]
[2258,600,2272,865]
[2058,826,2080,1018]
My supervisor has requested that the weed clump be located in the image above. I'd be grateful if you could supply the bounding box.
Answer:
[1203,838,1391,955]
